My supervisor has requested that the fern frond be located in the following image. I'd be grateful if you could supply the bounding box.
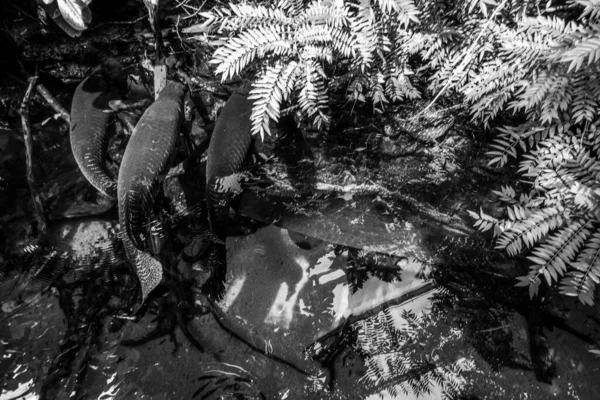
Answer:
[347,74,369,104]
[470,88,515,126]
[277,0,303,17]
[522,15,574,43]
[249,61,301,139]
[569,71,600,123]
[385,69,420,101]
[296,22,335,45]
[560,227,600,305]
[516,123,575,177]
[509,70,560,114]
[298,61,329,129]
[568,182,600,216]
[331,28,358,58]
[375,0,420,28]
[492,185,518,204]
[301,44,333,63]
[496,206,564,256]
[553,24,600,72]
[348,11,378,69]
[295,23,357,59]
[586,122,600,155]
[197,4,293,34]
[518,131,577,180]
[469,207,507,237]
[520,219,592,295]
[463,59,519,103]
[211,25,292,81]
[301,0,349,28]
[370,72,389,112]
[563,148,600,188]
[486,125,525,167]
[538,74,571,125]
[408,30,458,67]
[577,0,600,22]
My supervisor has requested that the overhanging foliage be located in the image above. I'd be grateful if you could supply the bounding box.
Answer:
[186,0,600,305]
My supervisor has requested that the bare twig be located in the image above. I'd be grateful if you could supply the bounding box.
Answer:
[107,15,147,25]
[19,76,47,236]
[476,325,510,334]
[175,15,193,53]
[35,83,71,125]
[174,0,206,19]
[8,71,70,124]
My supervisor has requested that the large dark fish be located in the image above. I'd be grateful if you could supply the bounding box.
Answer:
[204,85,254,300]
[70,67,117,198]
[275,195,475,263]
[235,189,489,265]
[118,81,185,302]
[206,85,254,238]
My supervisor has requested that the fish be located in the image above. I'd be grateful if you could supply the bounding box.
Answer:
[70,66,117,198]
[203,84,255,300]
[236,188,486,265]
[117,80,185,303]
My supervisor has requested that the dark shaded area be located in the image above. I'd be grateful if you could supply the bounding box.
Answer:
[0,240,138,399]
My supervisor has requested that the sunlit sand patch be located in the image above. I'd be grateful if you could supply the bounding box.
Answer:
[264,255,310,329]
[298,298,314,317]
[326,257,435,333]
[220,272,247,312]
[97,372,120,399]
[0,376,37,400]
[309,251,336,277]
[318,268,345,285]
[309,250,345,285]
[387,290,435,331]
[330,283,350,323]
[364,374,443,400]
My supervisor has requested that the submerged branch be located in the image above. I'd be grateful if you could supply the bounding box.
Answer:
[35,82,71,125]
[19,76,47,236]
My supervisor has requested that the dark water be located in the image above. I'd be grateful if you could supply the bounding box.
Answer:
[2,218,599,399]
